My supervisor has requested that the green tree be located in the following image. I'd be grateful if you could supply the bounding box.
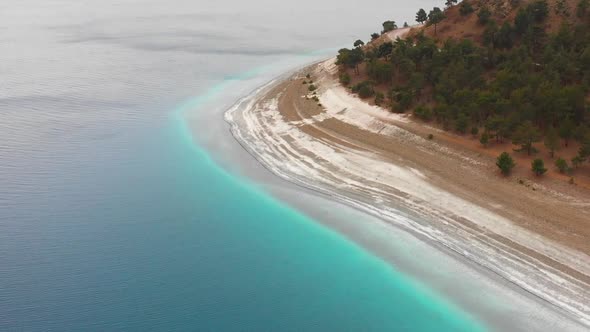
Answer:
[416,9,428,24]
[514,9,530,34]
[455,113,469,134]
[544,127,560,158]
[413,105,433,121]
[478,7,492,25]
[367,61,393,83]
[371,33,380,41]
[483,22,499,47]
[382,21,397,33]
[374,92,385,106]
[496,22,514,48]
[460,1,474,16]
[428,7,445,36]
[532,159,548,175]
[559,118,575,147]
[497,152,516,175]
[480,132,490,146]
[354,39,365,48]
[339,72,351,86]
[485,116,509,143]
[353,81,375,98]
[572,155,586,168]
[528,0,549,22]
[404,22,409,28]
[513,121,541,155]
[555,158,569,173]
[574,124,589,142]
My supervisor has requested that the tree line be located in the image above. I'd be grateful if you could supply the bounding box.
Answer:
[336,0,590,174]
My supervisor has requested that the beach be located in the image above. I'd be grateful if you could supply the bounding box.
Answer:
[225,51,590,327]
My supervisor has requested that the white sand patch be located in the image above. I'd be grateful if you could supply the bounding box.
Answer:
[386,26,412,41]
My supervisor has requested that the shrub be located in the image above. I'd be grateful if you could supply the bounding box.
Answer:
[471,127,479,137]
[352,81,375,98]
[455,114,469,134]
[496,152,516,175]
[413,105,433,121]
[374,92,385,105]
[308,84,317,92]
[555,158,569,173]
[460,1,474,15]
[427,134,434,140]
[532,159,547,176]
[478,7,492,25]
[391,88,415,111]
[480,132,490,147]
[339,73,351,86]
[572,155,586,168]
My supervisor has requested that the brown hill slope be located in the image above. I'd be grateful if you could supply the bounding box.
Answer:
[407,0,583,43]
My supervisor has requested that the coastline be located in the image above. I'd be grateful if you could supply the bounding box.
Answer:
[224,56,590,328]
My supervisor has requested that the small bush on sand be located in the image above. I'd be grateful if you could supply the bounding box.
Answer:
[308,84,317,92]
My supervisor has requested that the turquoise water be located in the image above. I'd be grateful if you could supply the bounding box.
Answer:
[177,89,486,330]
[0,0,490,330]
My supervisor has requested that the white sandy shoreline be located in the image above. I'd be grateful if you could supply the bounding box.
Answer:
[223,58,590,330]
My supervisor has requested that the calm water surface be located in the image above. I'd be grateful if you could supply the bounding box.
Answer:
[0,0,506,330]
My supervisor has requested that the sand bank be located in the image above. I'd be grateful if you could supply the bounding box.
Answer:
[225,56,590,327]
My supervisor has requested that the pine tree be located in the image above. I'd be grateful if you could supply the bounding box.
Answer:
[555,158,569,173]
[497,152,516,175]
[416,9,428,24]
[544,127,559,158]
[532,159,547,176]
[512,121,541,155]
[428,7,445,36]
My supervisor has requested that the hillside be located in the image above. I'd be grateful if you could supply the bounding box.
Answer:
[336,0,590,183]
[413,0,585,43]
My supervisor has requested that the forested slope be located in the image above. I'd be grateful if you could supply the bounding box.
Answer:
[337,0,590,174]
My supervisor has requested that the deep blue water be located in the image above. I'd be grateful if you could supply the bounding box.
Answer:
[0,0,489,330]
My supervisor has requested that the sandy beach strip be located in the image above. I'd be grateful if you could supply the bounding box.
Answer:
[225,57,590,326]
